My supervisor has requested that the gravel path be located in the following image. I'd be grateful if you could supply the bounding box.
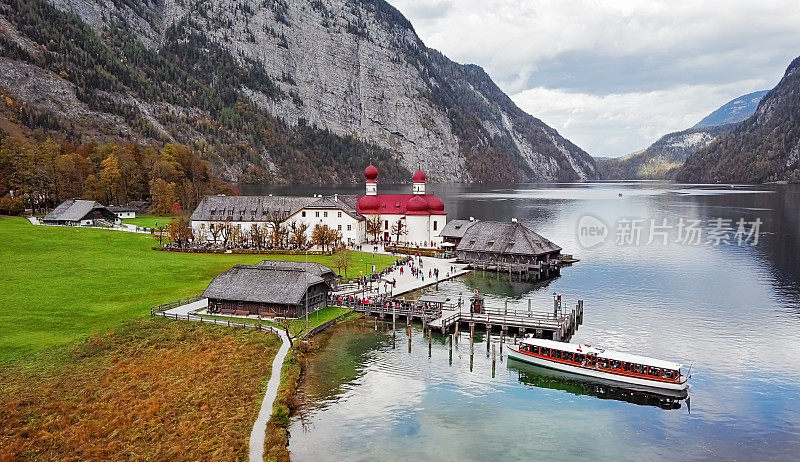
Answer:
[249,328,290,462]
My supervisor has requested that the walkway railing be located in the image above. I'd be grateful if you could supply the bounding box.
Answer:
[149,295,203,315]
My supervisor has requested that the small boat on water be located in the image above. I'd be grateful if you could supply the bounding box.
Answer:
[507,337,689,392]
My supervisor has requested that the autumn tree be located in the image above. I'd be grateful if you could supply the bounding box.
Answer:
[267,211,288,248]
[167,216,193,247]
[333,248,351,278]
[365,214,383,242]
[312,224,337,252]
[288,221,309,247]
[150,178,177,214]
[391,218,408,244]
[249,223,267,249]
[100,153,121,204]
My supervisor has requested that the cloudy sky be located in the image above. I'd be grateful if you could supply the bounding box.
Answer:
[387,0,800,157]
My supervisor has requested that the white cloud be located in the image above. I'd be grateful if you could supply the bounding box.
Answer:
[511,80,765,156]
[388,0,800,156]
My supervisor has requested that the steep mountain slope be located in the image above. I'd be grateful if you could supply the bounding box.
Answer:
[693,90,769,128]
[677,56,800,184]
[0,0,597,183]
[596,125,733,180]
[598,90,767,180]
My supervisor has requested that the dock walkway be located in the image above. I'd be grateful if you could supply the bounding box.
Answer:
[333,296,584,341]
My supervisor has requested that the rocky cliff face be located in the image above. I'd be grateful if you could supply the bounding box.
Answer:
[677,56,800,183]
[0,0,597,183]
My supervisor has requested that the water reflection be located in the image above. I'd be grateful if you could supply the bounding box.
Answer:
[268,182,800,461]
[507,359,688,410]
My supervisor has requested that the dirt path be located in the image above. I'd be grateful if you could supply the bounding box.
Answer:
[249,328,290,462]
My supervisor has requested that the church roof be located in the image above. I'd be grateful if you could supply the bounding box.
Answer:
[355,194,446,215]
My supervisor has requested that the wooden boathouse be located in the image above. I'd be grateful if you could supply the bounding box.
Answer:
[440,219,563,281]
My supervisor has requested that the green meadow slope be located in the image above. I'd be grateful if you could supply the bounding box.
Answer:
[0,217,393,362]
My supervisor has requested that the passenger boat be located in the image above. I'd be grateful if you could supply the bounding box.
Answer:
[507,337,689,391]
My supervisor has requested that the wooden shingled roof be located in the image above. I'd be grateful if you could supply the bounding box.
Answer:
[202,264,327,305]
[43,199,111,222]
[455,221,561,256]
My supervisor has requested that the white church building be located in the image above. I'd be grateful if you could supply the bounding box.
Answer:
[189,165,446,246]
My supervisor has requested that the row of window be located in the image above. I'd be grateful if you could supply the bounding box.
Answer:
[300,210,344,218]
[519,344,678,380]
[207,223,352,231]
[209,209,291,218]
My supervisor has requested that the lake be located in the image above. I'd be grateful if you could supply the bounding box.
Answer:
[242,182,800,461]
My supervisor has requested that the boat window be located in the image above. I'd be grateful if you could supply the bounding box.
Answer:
[551,349,562,359]
[649,367,662,377]
[563,352,573,362]
[598,358,608,368]
[663,370,675,379]
[635,364,644,374]
[541,348,549,356]
[532,346,540,354]
[575,354,584,364]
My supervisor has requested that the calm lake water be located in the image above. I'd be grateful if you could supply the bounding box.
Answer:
[243,182,800,461]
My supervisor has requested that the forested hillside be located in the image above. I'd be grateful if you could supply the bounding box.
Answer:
[677,56,800,183]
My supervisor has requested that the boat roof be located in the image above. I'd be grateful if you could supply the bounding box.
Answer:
[519,337,683,371]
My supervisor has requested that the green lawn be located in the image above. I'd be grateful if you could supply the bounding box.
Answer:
[122,214,174,229]
[0,217,394,363]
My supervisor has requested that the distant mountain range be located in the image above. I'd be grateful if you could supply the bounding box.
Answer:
[693,90,769,128]
[0,0,597,184]
[677,56,800,183]
[597,90,768,180]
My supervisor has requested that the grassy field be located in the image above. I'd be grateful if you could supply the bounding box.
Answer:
[0,216,395,363]
[0,318,279,460]
[121,214,175,229]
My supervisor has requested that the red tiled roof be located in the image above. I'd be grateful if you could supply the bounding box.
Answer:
[356,194,446,215]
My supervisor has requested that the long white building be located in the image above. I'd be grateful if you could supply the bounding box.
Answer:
[190,165,446,246]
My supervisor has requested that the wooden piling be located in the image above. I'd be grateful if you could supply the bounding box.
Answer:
[428,328,432,357]
[492,343,496,377]
[449,334,453,365]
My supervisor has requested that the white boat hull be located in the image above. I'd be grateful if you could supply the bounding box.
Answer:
[506,344,689,392]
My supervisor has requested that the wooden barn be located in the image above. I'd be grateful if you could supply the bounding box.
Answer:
[203,263,332,318]
[42,199,120,226]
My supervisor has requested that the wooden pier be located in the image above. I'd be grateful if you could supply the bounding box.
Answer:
[331,295,584,342]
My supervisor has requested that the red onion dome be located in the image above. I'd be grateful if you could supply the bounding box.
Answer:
[412,169,426,183]
[357,195,380,211]
[365,164,378,181]
[407,195,429,212]
[426,195,445,211]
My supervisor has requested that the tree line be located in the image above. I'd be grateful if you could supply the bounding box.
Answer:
[0,133,234,215]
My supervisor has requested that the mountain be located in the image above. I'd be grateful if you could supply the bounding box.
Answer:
[693,90,769,128]
[677,56,800,184]
[0,0,597,184]
[597,91,767,180]
[596,125,734,180]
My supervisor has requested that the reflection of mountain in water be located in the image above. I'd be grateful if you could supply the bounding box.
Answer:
[508,360,688,410]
